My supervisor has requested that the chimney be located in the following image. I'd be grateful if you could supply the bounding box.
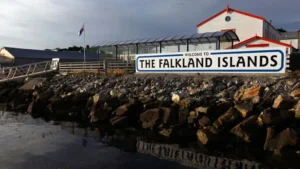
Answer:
[269,20,272,25]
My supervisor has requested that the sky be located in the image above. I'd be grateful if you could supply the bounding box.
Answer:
[0,0,299,50]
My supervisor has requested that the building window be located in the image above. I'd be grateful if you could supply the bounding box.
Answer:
[225,16,231,22]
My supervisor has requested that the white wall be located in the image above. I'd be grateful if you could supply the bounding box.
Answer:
[0,48,14,63]
[281,39,298,49]
[0,48,14,59]
[197,11,263,44]
[189,43,216,51]
[263,21,281,41]
[233,39,293,54]
[220,41,233,49]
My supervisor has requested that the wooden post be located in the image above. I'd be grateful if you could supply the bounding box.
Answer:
[103,60,107,72]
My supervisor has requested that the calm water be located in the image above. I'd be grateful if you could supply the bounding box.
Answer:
[0,112,198,169]
[0,111,286,169]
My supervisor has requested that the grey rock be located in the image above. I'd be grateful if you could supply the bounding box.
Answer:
[157,89,165,94]
[144,86,151,95]
[72,84,80,89]
[110,89,118,97]
[117,93,126,100]
[227,86,237,92]
[214,85,227,92]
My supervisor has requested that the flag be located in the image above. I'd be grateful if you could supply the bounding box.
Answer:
[78,24,84,36]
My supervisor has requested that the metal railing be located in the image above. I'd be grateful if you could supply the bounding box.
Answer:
[0,59,135,83]
[58,61,104,72]
[59,60,136,73]
[0,60,59,83]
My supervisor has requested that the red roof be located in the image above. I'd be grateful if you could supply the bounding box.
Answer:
[197,5,265,28]
[227,35,293,49]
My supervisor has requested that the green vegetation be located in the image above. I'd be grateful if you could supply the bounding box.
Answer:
[46,45,96,52]
[277,28,287,33]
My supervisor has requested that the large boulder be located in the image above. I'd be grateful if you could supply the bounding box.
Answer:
[257,108,294,127]
[140,108,160,129]
[27,99,49,118]
[230,115,262,143]
[94,92,110,104]
[234,85,262,102]
[110,99,144,127]
[140,107,178,130]
[234,102,253,118]
[252,96,260,105]
[161,106,179,127]
[171,93,181,103]
[291,89,300,97]
[38,90,54,102]
[177,98,191,110]
[158,128,173,137]
[72,92,91,105]
[110,116,128,127]
[187,114,198,127]
[143,101,160,110]
[292,101,300,119]
[272,95,296,109]
[197,126,220,145]
[47,95,74,116]
[112,104,129,116]
[207,101,233,120]
[264,128,298,153]
[198,116,211,127]
[178,107,189,125]
[264,127,276,151]
[0,88,11,103]
[89,94,112,123]
[195,106,208,114]
[9,92,31,111]
[213,107,241,130]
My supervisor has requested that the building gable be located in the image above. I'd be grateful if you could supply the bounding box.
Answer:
[196,5,265,43]
[0,48,14,59]
[229,36,293,49]
[196,5,264,28]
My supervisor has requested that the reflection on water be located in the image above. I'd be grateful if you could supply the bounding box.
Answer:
[56,120,265,169]
[0,112,193,169]
[137,140,261,169]
[0,112,295,169]
[58,120,263,169]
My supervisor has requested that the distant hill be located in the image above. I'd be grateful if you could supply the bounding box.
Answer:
[46,45,96,53]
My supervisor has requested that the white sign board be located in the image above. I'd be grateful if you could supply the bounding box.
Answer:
[51,58,60,70]
[135,48,286,73]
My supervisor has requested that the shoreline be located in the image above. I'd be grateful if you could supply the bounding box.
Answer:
[0,73,299,168]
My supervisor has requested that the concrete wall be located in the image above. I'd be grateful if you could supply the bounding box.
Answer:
[263,21,281,41]
[197,11,263,44]
[281,39,298,49]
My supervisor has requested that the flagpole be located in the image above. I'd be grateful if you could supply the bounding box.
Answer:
[84,23,86,63]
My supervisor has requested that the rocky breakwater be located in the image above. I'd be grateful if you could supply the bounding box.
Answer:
[1,73,300,159]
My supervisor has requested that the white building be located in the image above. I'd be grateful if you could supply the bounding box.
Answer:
[196,5,297,53]
[97,5,299,61]
[280,31,300,49]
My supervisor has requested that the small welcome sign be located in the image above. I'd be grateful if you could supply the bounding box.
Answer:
[135,47,286,73]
